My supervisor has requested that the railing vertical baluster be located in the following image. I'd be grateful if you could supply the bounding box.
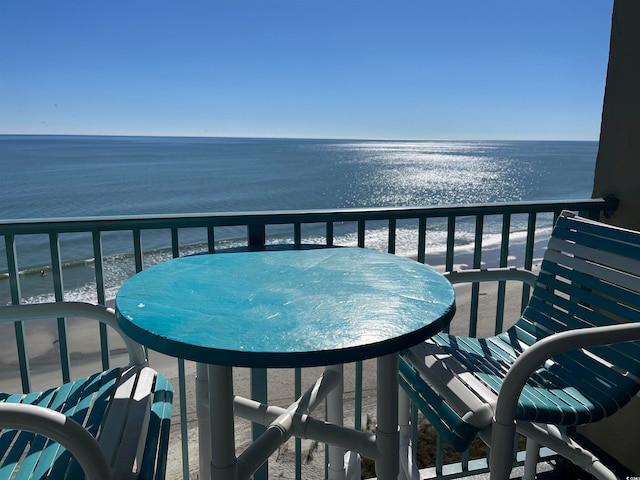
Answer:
[435,433,445,477]
[132,229,147,362]
[177,358,190,480]
[495,214,512,334]
[357,220,365,248]
[523,213,537,271]
[49,232,71,383]
[354,361,363,431]
[245,221,271,478]
[469,215,485,337]
[249,222,266,247]
[133,229,143,273]
[522,213,537,311]
[92,231,110,370]
[208,226,216,253]
[461,448,470,472]
[170,228,192,480]
[171,228,180,258]
[4,236,21,304]
[326,222,334,246]
[252,368,269,480]
[411,402,419,468]
[388,218,396,254]
[92,232,107,305]
[445,216,456,272]
[294,222,302,246]
[5,234,31,393]
[295,367,302,480]
[417,217,427,264]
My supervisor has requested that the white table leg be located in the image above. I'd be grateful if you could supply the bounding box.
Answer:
[326,364,346,480]
[209,364,238,480]
[196,363,211,480]
[375,353,400,480]
[398,386,416,480]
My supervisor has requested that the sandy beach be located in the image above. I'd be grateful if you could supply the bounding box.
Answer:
[0,273,534,479]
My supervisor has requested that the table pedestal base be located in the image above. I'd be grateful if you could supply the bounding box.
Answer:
[195,355,400,480]
[209,364,238,480]
[375,354,400,480]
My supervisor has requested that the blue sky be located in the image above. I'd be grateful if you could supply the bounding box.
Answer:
[1,1,613,140]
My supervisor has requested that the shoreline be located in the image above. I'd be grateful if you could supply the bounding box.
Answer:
[1,225,551,310]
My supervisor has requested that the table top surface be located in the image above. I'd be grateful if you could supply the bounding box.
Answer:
[115,247,456,367]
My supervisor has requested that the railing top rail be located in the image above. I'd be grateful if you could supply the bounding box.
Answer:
[0,198,615,235]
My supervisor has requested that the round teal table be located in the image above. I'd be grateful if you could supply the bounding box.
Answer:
[115,247,455,480]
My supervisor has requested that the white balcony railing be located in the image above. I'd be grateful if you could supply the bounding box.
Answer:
[0,198,616,479]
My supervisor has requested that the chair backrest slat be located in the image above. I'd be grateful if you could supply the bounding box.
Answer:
[553,215,640,260]
[539,260,640,311]
[510,212,640,377]
[542,243,640,292]
[589,342,640,373]
[533,275,640,325]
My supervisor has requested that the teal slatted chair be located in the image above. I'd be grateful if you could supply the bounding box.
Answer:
[399,211,640,480]
[0,302,173,480]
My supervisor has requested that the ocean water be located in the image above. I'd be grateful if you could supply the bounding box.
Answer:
[0,135,598,305]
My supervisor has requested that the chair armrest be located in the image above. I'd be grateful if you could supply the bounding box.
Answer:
[0,403,112,480]
[489,322,640,479]
[0,302,147,367]
[444,267,538,288]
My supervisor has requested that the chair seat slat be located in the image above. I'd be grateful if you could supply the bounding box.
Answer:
[0,433,34,479]
[500,321,540,347]
[553,350,639,405]
[399,359,482,451]
[8,373,103,480]
[468,358,591,424]
[590,342,640,372]
[139,375,173,480]
[0,303,173,480]
[555,348,637,392]
[51,371,119,478]
[0,393,42,462]
[33,372,112,480]
[97,366,139,466]
[525,295,603,334]
[424,336,578,422]
[112,367,155,477]
[0,391,51,478]
[410,340,498,415]
[408,331,631,431]
[524,295,640,374]
[1,366,172,479]
[80,368,121,436]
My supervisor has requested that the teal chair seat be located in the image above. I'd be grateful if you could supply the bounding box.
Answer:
[0,303,173,480]
[400,211,640,480]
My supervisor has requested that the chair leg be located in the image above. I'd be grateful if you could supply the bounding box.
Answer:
[523,438,539,480]
[518,423,619,480]
[398,388,419,480]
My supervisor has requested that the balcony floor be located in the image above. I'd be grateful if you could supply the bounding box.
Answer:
[459,461,612,480]
[456,462,598,480]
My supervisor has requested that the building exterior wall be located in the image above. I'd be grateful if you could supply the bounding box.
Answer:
[592,0,640,230]
[588,1,640,473]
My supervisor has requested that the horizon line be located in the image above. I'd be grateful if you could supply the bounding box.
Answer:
[0,133,600,143]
